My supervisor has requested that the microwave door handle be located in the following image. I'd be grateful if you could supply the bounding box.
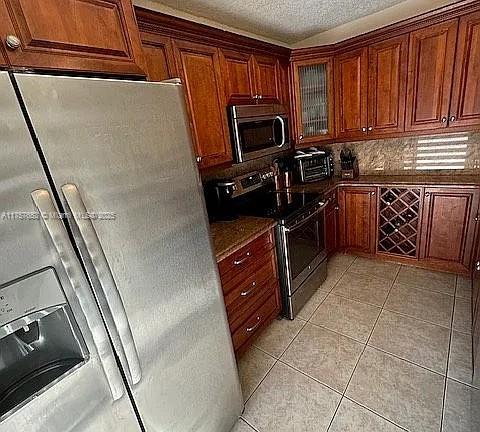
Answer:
[61,183,142,387]
[31,189,126,401]
[275,116,286,147]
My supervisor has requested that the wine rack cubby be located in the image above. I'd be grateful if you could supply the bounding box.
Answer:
[378,187,421,257]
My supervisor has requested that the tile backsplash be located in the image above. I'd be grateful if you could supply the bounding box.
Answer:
[325,131,480,176]
[201,131,480,181]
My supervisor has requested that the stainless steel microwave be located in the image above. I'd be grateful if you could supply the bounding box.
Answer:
[228,104,290,163]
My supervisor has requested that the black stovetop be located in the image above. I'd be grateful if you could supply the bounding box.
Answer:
[233,186,322,224]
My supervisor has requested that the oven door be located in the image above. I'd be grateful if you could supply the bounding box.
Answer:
[232,115,290,162]
[283,206,326,295]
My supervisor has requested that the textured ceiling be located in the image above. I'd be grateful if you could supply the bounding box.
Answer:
[147,0,409,43]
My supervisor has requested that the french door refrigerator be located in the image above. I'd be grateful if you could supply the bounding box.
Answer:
[0,71,242,432]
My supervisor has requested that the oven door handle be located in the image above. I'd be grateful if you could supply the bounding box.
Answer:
[274,116,286,147]
[283,203,326,233]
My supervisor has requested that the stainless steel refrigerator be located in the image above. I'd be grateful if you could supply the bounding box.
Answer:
[0,71,243,431]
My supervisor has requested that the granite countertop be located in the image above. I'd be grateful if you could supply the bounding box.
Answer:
[210,216,277,262]
[289,175,480,195]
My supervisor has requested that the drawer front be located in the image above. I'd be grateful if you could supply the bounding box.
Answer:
[218,230,274,282]
[222,248,277,293]
[231,294,278,351]
[224,254,276,314]
[228,280,278,333]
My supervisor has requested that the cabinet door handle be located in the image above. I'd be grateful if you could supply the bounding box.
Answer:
[450,116,456,122]
[5,35,21,50]
[196,156,202,163]
[334,206,339,211]
[233,251,251,265]
[368,126,373,131]
[246,316,262,332]
[299,135,304,140]
[371,191,376,196]
[362,127,367,132]
[425,192,431,197]
[476,261,480,271]
[475,215,479,222]
[240,281,256,297]
[441,116,448,123]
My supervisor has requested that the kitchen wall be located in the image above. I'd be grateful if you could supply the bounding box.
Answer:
[325,131,480,176]
[201,131,480,181]
[201,150,292,183]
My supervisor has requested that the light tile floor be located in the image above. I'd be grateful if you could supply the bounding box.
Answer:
[233,254,480,432]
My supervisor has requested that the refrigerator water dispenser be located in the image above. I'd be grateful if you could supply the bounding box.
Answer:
[0,268,88,419]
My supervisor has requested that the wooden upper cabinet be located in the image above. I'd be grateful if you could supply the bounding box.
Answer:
[172,40,232,169]
[220,49,255,104]
[405,19,458,132]
[278,60,290,108]
[450,11,480,128]
[292,57,335,145]
[338,186,377,254]
[252,54,280,102]
[0,0,145,75]
[368,35,408,135]
[140,33,176,81]
[420,188,479,273]
[335,47,368,139]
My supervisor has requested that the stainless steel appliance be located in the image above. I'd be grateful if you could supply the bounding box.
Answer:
[204,179,238,221]
[293,147,334,183]
[213,169,327,319]
[0,72,242,431]
[228,104,290,163]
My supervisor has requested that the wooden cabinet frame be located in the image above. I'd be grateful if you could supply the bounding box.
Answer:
[0,0,145,75]
[292,57,335,145]
[419,187,479,273]
[450,11,480,128]
[334,48,368,139]
[172,40,232,169]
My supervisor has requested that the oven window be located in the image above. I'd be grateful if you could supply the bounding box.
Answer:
[287,213,325,281]
[238,119,276,152]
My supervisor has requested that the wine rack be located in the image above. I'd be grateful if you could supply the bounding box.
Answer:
[378,188,421,257]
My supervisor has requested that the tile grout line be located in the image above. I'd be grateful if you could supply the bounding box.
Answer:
[245,316,309,406]
[304,255,358,322]
[341,396,410,432]
[325,261,402,431]
[243,255,358,430]
[439,274,458,432]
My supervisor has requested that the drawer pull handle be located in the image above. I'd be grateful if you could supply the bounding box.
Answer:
[233,252,251,265]
[246,316,261,333]
[240,281,256,297]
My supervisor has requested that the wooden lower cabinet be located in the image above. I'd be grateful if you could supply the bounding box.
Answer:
[420,188,479,273]
[338,186,377,254]
[0,0,145,76]
[217,229,281,357]
[325,189,339,256]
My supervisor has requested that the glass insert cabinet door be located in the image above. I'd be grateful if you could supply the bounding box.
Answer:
[293,57,335,145]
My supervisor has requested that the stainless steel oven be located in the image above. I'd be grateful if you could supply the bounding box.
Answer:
[229,104,290,163]
[276,201,327,319]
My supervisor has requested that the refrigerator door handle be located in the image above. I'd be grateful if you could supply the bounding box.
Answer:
[61,183,142,386]
[31,189,126,400]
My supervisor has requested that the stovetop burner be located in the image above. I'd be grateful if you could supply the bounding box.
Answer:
[234,188,322,224]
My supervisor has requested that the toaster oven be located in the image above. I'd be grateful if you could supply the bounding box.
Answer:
[293,148,334,183]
